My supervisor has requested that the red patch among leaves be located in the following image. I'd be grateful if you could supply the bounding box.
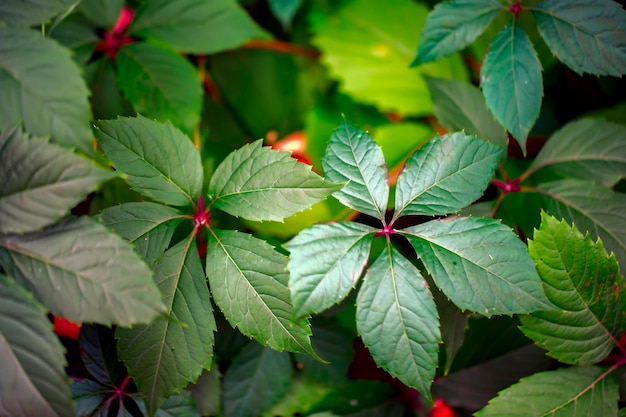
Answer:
[430,398,456,417]
[53,316,81,340]
[94,6,136,59]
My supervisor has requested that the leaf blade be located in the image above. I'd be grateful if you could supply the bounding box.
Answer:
[0,0,76,26]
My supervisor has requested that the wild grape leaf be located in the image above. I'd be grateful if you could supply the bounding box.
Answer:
[0,217,165,325]
[0,0,75,26]
[0,275,73,417]
[532,0,626,76]
[528,118,626,187]
[79,325,126,388]
[117,236,215,416]
[49,17,101,66]
[209,139,342,222]
[117,43,202,135]
[99,202,185,266]
[139,391,202,417]
[0,27,93,155]
[433,288,467,375]
[285,221,375,319]
[393,132,504,220]
[356,246,440,403]
[79,0,124,27]
[222,342,292,417]
[414,0,504,65]
[94,116,203,207]
[322,119,389,222]
[481,23,542,150]
[0,127,116,234]
[475,366,618,417]
[206,228,318,357]
[129,0,268,54]
[520,213,626,365]
[402,216,553,316]
[268,0,303,27]
[189,368,221,417]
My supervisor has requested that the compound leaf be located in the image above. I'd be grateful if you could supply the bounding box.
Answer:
[0,0,76,26]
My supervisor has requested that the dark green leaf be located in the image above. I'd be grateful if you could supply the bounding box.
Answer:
[79,0,124,27]
[268,0,303,27]
[189,368,221,417]
[434,288,467,375]
[206,228,318,357]
[79,325,126,388]
[0,0,76,26]
[49,16,100,66]
[0,217,165,325]
[393,132,504,220]
[322,119,389,222]
[0,127,116,234]
[94,116,203,207]
[475,366,618,417]
[152,391,201,417]
[71,379,109,417]
[0,27,93,155]
[0,275,72,417]
[532,0,626,76]
[414,0,503,65]
[129,0,268,54]
[117,236,215,416]
[356,245,440,403]
[209,139,342,222]
[402,216,553,315]
[481,23,542,149]
[285,221,375,319]
[117,43,202,134]
[223,343,291,417]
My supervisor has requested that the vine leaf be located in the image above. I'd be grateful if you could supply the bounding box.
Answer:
[520,213,626,365]
[481,23,542,150]
[322,119,389,222]
[208,139,342,222]
[532,0,626,76]
[285,221,375,319]
[357,245,440,403]
[402,217,553,316]
[94,115,203,207]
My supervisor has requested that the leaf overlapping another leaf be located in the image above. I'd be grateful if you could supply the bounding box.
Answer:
[0,0,76,26]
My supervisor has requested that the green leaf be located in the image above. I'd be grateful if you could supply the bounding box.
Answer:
[117,43,202,135]
[0,27,93,155]
[424,77,507,145]
[481,23,542,150]
[322,119,389,222]
[372,122,435,168]
[532,0,626,76]
[79,0,124,28]
[285,221,375,319]
[0,0,76,26]
[528,118,626,187]
[152,391,201,417]
[129,0,268,54]
[117,236,215,416]
[475,366,618,417]
[521,213,626,365]
[433,288,467,375]
[0,217,165,325]
[189,368,222,417]
[94,116,203,207]
[99,202,185,266]
[0,127,116,234]
[268,0,303,28]
[356,245,440,403]
[393,132,504,220]
[402,216,553,315]
[0,275,72,417]
[209,139,342,222]
[223,343,292,417]
[414,0,503,65]
[206,228,318,357]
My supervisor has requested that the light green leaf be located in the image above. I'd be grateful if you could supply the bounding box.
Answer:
[0,27,92,155]
[117,236,215,416]
[79,0,124,28]
[206,228,318,357]
[0,0,76,26]
[209,139,342,222]
[521,213,626,365]
[129,0,268,54]
[393,132,504,220]
[268,0,303,28]
[285,221,375,319]
[475,366,618,417]
[372,122,434,168]
[0,275,72,417]
[402,216,553,316]
[223,343,291,417]
[94,116,203,207]
[532,0,626,76]
[356,245,440,403]
[0,127,116,234]
[528,118,626,187]
[414,0,503,65]
[117,43,202,135]
[322,119,389,222]
[481,23,542,150]
[0,217,165,326]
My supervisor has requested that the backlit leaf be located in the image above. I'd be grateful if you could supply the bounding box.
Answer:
[0,217,165,325]
[402,216,553,315]
[0,0,76,26]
